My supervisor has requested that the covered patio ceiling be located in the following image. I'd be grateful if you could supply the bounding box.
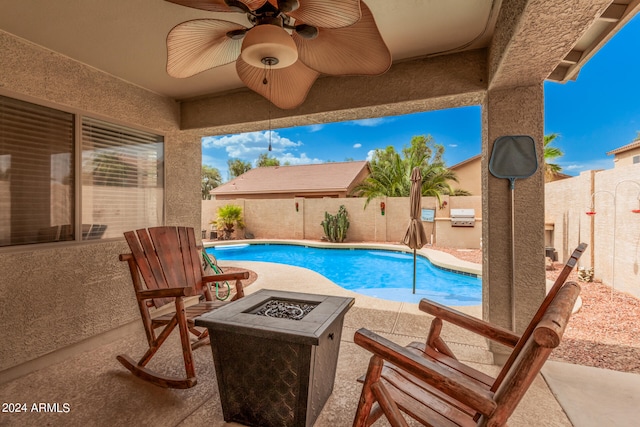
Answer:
[1,0,639,133]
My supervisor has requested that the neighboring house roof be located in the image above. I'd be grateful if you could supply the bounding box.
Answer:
[211,161,370,196]
[450,154,481,170]
[606,140,640,156]
[548,171,572,181]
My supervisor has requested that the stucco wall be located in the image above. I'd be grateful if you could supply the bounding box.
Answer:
[545,164,640,299]
[613,147,640,167]
[0,31,201,373]
[202,196,482,248]
[450,157,482,196]
[544,171,594,267]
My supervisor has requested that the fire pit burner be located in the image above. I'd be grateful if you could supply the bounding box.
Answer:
[251,299,317,320]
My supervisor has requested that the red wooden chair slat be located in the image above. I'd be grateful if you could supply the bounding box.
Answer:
[117,226,250,389]
[353,244,586,426]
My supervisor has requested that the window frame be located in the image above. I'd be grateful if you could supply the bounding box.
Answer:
[0,90,166,251]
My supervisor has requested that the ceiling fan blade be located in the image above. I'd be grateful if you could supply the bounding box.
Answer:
[236,58,319,109]
[293,2,390,75]
[236,0,269,11]
[287,0,361,29]
[167,19,247,78]
[165,0,235,12]
[165,0,267,12]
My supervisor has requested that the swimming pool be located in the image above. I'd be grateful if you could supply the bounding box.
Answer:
[207,243,481,306]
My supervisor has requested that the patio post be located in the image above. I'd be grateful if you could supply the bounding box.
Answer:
[482,84,546,360]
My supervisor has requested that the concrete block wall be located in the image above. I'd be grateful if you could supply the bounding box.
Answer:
[545,164,640,298]
[202,196,482,248]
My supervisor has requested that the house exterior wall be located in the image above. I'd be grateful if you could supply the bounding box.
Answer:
[545,164,640,299]
[202,196,482,248]
[214,190,348,200]
[612,147,640,167]
[0,31,201,375]
[450,157,482,196]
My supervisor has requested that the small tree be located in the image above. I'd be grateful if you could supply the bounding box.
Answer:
[256,153,280,167]
[227,158,252,179]
[214,204,245,240]
[201,165,222,200]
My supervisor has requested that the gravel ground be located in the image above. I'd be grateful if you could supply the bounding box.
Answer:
[433,246,640,373]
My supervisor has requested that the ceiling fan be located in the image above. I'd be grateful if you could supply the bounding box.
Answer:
[165,0,391,109]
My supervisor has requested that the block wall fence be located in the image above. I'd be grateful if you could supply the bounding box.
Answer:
[202,196,483,249]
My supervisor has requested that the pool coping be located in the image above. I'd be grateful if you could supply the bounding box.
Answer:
[204,239,581,313]
[203,239,482,278]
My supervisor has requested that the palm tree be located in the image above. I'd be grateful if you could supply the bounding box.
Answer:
[420,162,457,203]
[350,136,457,207]
[213,204,245,239]
[543,133,564,182]
[351,151,409,206]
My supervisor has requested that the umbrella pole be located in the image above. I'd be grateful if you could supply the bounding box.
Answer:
[413,249,417,294]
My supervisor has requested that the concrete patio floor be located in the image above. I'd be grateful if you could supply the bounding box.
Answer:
[1,259,639,427]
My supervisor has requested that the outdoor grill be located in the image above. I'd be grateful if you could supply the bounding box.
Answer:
[195,289,354,427]
[450,208,476,227]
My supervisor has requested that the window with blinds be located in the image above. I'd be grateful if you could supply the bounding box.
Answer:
[0,94,164,247]
[81,117,164,240]
[0,96,75,247]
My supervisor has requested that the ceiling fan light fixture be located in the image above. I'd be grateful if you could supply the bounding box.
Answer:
[240,24,298,69]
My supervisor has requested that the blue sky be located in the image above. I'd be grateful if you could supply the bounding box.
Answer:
[203,14,640,182]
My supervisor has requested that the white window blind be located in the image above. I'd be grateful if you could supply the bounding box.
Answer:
[81,117,164,239]
[0,96,74,247]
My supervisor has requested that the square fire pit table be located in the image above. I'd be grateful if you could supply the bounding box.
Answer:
[195,289,354,427]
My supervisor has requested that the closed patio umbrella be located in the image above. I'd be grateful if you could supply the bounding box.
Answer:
[402,167,427,294]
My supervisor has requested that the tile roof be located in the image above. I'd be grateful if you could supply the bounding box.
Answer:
[450,154,481,169]
[211,161,370,196]
[606,139,640,155]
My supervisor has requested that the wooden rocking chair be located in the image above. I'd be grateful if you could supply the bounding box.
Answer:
[353,243,586,426]
[117,226,249,389]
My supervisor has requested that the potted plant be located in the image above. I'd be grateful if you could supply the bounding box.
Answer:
[214,204,245,240]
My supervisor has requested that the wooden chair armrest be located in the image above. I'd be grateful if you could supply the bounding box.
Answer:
[136,287,196,301]
[354,328,497,417]
[419,299,520,348]
[202,271,250,282]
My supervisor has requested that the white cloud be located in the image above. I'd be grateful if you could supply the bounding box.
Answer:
[277,152,323,165]
[307,124,324,133]
[348,117,391,127]
[353,143,362,148]
[561,158,613,174]
[449,144,458,148]
[202,131,302,159]
[366,149,376,161]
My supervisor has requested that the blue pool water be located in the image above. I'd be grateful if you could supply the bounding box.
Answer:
[207,244,481,305]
